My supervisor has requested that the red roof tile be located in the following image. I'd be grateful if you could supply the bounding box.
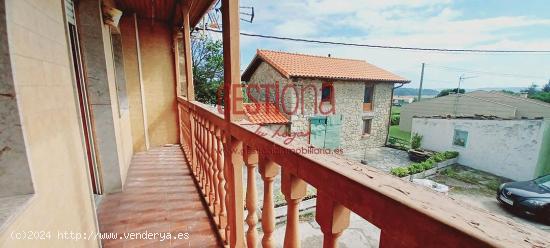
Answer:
[243,103,290,124]
[242,50,409,83]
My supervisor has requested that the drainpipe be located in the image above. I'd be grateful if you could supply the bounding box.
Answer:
[385,83,398,146]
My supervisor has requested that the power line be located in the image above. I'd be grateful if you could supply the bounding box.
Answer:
[199,27,550,54]
[423,78,460,84]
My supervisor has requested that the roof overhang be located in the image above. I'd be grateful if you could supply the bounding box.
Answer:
[114,0,216,28]
[241,51,411,84]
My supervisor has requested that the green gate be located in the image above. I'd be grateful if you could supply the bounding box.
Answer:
[309,115,342,149]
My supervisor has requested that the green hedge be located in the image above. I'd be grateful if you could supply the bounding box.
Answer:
[390,115,400,125]
[390,151,459,177]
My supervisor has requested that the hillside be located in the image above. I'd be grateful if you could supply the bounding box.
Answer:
[465,87,527,93]
[395,88,439,96]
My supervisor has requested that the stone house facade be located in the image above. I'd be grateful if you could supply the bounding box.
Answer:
[241,50,409,156]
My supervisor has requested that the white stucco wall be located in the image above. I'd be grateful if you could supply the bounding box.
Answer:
[412,118,545,181]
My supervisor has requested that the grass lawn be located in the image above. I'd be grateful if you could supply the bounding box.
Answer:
[391,106,401,115]
[389,125,411,141]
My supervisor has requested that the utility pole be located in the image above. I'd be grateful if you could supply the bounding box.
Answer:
[457,74,464,93]
[457,74,477,94]
[454,74,477,114]
[418,63,425,101]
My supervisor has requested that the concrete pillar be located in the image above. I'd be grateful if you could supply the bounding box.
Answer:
[111,32,129,114]
[77,0,122,193]
[0,0,34,197]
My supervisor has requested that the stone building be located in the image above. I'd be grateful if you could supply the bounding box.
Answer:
[241,50,410,155]
[1,1,546,247]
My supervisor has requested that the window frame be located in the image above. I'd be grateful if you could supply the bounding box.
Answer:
[452,129,469,147]
[364,84,374,104]
[362,118,372,135]
[321,82,333,102]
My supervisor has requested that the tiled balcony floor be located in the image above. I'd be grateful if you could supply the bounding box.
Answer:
[97,145,221,248]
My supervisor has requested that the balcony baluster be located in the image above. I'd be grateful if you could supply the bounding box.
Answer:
[216,129,228,242]
[244,146,259,248]
[281,169,308,248]
[259,157,280,248]
[315,192,350,248]
[210,122,220,217]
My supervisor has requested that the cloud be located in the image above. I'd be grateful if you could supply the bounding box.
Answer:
[238,0,550,89]
[273,20,318,37]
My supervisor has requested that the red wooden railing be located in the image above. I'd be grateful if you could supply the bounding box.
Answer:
[177,97,549,248]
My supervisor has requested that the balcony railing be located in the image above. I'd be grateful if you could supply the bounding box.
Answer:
[177,97,549,248]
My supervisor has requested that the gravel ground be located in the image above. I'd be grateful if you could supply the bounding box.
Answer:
[429,165,550,232]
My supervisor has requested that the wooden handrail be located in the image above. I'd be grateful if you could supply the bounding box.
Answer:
[177,97,550,248]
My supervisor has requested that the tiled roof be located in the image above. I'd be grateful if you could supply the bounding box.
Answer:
[243,103,290,124]
[415,114,544,121]
[242,50,410,83]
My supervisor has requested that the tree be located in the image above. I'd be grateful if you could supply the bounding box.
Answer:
[500,90,518,96]
[525,83,539,95]
[436,88,465,97]
[543,80,550,93]
[524,82,550,103]
[191,36,223,104]
[528,92,550,103]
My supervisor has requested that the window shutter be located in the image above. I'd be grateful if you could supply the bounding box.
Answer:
[309,117,327,148]
[324,115,342,149]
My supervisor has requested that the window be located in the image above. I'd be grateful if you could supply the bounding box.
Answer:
[363,85,374,112]
[453,129,468,147]
[363,119,372,135]
[364,85,374,103]
[321,83,333,102]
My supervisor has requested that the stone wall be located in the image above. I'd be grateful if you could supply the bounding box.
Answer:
[246,62,291,109]
[365,83,393,148]
[246,62,394,155]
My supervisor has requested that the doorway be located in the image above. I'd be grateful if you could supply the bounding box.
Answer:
[66,0,102,194]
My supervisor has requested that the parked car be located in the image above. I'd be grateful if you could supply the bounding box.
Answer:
[497,174,550,221]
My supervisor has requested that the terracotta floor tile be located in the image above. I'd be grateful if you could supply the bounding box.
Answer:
[98,146,221,248]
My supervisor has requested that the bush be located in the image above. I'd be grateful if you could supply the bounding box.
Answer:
[422,160,435,170]
[390,167,410,177]
[392,151,459,177]
[410,133,423,150]
[390,115,400,125]
[431,153,446,162]
[529,92,550,103]
[443,151,459,159]
[409,163,424,174]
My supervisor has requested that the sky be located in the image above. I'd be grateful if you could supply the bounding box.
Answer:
[206,0,550,90]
